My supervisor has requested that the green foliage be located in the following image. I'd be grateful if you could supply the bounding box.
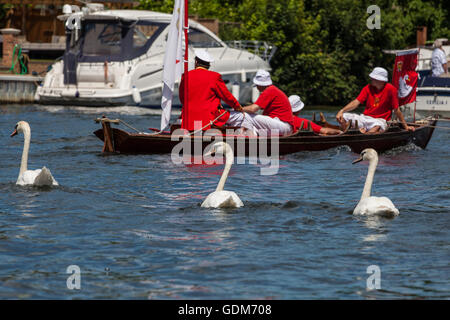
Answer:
[0,4,10,28]
[137,0,175,13]
[139,0,450,105]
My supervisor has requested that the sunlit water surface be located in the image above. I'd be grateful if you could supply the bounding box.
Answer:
[0,104,448,299]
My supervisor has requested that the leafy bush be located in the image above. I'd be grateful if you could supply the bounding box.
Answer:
[139,0,450,105]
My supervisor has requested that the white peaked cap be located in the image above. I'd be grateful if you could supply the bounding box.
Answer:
[253,69,272,86]
[289,95,305,112]
[195,49,214,63]
[369,67,388,82]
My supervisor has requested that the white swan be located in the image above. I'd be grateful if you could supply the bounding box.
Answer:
[201,142,244,208]
[11,121,59,186]
[352,148,399,217]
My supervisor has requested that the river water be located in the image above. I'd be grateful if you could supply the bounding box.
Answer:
[0,104,448,299]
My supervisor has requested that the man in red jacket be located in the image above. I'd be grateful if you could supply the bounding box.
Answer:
[180,50,255,132]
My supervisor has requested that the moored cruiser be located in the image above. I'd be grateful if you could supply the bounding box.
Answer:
[408,42,449,119]
[36,4,272,108]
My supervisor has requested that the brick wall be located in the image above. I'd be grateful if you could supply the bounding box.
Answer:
[1,28,21,68]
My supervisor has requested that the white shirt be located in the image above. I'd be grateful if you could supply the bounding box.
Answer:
[431,48,447,77]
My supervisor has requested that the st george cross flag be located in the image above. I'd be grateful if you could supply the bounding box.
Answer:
[392,48,419,106]
[160,0,185,131]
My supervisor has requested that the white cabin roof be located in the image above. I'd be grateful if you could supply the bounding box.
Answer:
[88,9,225,46]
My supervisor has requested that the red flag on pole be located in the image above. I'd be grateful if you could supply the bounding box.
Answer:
[392,48,419,106]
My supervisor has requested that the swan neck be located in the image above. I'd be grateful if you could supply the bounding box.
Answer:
[215,148,233,192]
[361,157,377,200]
[19,126,31,175]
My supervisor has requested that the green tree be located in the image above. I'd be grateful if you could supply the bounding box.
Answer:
[138,0,450,105]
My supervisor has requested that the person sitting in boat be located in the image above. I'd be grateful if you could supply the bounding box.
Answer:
[289,95,342,135]
[179,49,255,133]
[241,70,295,136]
[336,67,414,134]
[431,39,448,77]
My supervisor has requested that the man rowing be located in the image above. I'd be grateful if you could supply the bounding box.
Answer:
[242,70,295,136]
[336,67,414,134]
[179,49,255,133]
[289,95,342,135]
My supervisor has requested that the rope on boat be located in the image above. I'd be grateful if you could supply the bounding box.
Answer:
[95,108,237,136]
[187,108,244,136]
[405,122,450,130]
[395,118,450,131]
[95,117,143,133]
[117,119,143,133]
[432,118,450,122]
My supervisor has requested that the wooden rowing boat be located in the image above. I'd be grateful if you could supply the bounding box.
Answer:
[93,117,437,155]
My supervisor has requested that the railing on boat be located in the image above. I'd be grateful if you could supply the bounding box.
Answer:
[224,41,277,63]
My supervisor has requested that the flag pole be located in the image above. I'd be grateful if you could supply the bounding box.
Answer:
[413,48,420,123]
[183,0,189,129]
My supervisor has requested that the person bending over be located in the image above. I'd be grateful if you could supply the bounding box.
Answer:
[289,95,342,135]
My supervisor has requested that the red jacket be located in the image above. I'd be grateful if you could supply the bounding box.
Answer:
[179,68,240,131]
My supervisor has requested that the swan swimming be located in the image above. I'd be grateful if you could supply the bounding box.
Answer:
[11,121,59,186]
[201,142,243,208]
[352,148,399,217]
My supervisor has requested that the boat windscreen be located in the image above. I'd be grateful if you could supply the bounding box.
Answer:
[189,28,223,48]
[79,20,168,62]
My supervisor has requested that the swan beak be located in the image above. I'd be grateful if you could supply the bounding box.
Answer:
[352,156,363,164]
[10,129,18,137]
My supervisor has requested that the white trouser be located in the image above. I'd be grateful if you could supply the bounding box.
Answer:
[343,113,388,131]
[248,114,293,136]
[226,111,257,134]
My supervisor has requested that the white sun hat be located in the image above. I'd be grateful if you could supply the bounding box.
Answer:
[194,49,214,63]
[253,69,272,86]
[289,95,305,112]
[369,67,388,82]
[433,39,443,48]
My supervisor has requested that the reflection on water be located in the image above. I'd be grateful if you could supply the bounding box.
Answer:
[0,104,448,299]
[359,216,389,243]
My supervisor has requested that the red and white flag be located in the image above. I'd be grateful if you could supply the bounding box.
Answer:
[392,48,419,106]
[160,0,185,131]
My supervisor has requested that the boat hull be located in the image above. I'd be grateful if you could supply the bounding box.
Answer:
[415,88,450,119]
[93,120,437,156]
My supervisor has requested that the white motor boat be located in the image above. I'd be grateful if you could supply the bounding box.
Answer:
[399,42,450,119]
[36,5,273,108]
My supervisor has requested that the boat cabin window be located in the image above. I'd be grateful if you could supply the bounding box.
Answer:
[133,24,162,49]
[189,28,223,48]
[78,20,168,62]
[83,23,122,56]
